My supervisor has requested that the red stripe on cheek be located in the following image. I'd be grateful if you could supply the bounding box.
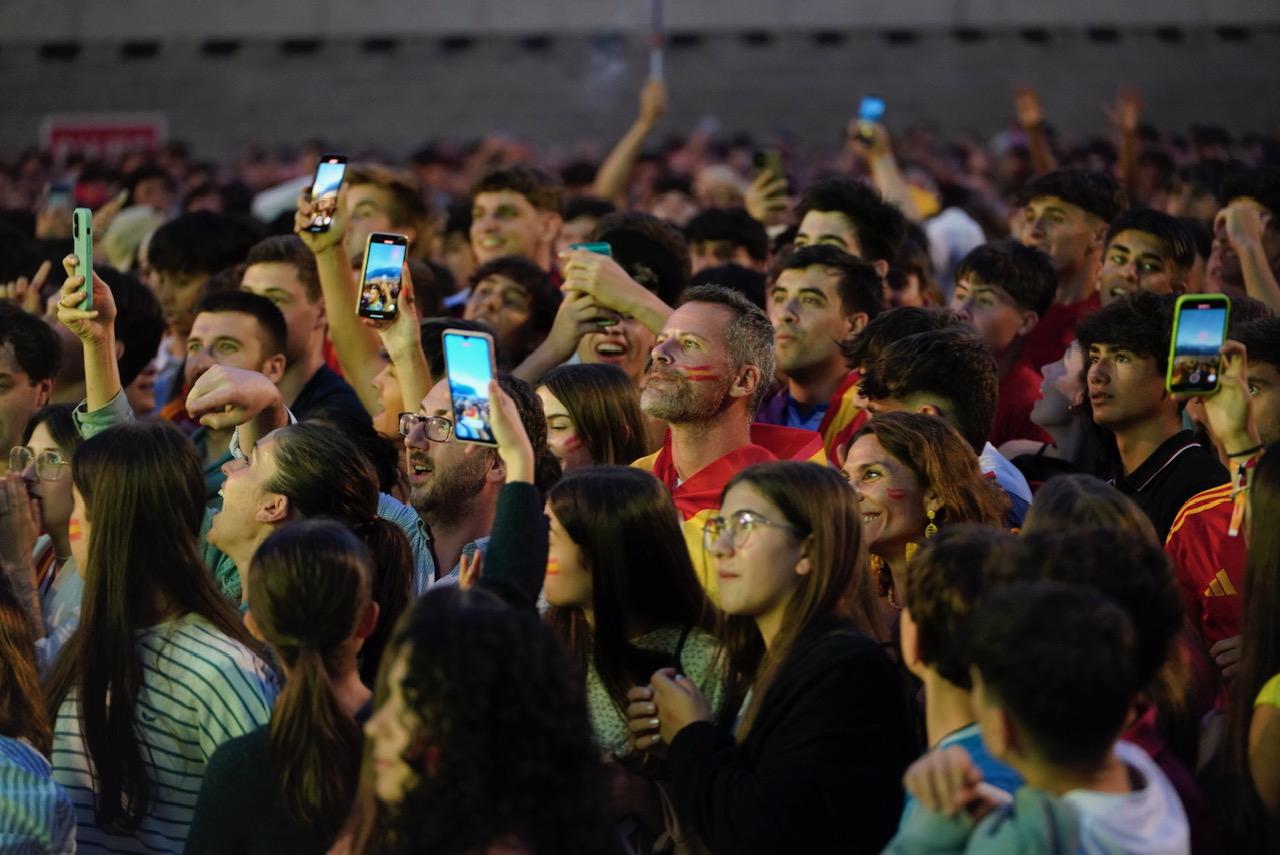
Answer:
[546,556,560,575]
[684,364,714,371]
[563,435,583,451]
[69,518,83,541]
[885,488,908,500]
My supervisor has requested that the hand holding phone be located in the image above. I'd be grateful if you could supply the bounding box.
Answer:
[304,154,347,233]
[72,208,93,310]
[855,95,886,145]
[443,330,498,446]
[1166,294,1230,396]
[357,233,407,321]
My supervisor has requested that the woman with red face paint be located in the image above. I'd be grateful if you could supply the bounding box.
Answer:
[842,412,1009,630]
[537,363,651,472]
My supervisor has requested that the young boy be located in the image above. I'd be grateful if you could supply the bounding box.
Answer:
[897,527,1023,829]
[950,240,1057,446]
[1076,291,1227,540]
[886,581,1190,854]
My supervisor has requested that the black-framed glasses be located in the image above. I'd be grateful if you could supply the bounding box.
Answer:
[397,412,453,443]
[9,447,68,481]
[703,510,803,553]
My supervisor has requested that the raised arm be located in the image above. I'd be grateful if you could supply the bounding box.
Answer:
[295,187,385,414]
[1218,202,1280,314]
[1012,85,1058,176]
[364,263,431,421]
[56,254,121,413]
[1105,87,1143,198]
[852,122,922,223]
[593,79,667,203]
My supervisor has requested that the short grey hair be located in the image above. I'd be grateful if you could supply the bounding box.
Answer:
[679,283,777,415]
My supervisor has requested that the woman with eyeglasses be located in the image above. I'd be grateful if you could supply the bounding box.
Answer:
[626,461,918,855]
[0,404,84,673]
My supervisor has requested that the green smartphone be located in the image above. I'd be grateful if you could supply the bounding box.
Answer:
[1166,293,1230,396]
[72,207,93,310]
[568,241,612,257]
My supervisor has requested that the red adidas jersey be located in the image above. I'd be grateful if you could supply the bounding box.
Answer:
[1164,483,1246,651]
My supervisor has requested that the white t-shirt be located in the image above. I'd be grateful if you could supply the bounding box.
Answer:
[1062,740,1190,855]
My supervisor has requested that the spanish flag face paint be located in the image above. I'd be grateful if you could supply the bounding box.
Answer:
[545,555,560,576]
[69,517,83,542]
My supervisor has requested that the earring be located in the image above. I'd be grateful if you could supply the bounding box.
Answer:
[924,509,938,539]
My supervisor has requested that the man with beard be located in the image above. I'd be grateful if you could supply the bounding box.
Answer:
[1207,168,1280,313]
[401,372,550,581]
[633,284,824,593]
[757,245,883,464]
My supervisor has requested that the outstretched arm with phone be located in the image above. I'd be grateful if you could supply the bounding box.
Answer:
[364,263,431,421]
[294,187,385,416]
[848,121,922,223]
[56,255,121,415]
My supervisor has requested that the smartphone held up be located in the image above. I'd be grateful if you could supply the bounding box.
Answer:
[855,95,886,144]
[1166,294,1230,396]
[357,233,407,322]
[443,329,498,446]
[305,154,347,233]
[72,207,93,311]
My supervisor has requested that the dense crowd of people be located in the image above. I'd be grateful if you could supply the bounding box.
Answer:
[0,76,1279,853]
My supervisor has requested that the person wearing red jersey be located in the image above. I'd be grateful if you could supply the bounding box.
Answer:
[1166,318,1280,681]
[632,284,823,594]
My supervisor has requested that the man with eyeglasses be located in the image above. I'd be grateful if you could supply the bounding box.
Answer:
[399,372,551,584]
[0,304,60,473]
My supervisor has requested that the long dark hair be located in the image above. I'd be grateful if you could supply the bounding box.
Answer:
[540,363,650,465]
[717,462,884,738]
[265,422,413,686]
[0,576,49,754]
[43,421,254,831]
[248,520,371,837]
[546,466,715,718]
[1224,445,1280,846]
[355,586,620,855]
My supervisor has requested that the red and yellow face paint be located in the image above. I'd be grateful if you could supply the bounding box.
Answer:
[69,517,84,542]
[545,555,560,576]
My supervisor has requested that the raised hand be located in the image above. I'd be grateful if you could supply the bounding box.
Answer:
[294,185,350,256]
[744,168,789,226]
[56,255,117,346]
[1012,85,1046,129]
[0,260,52,315]
[1103,86,1143,135]
[638,78,668,128]
[487,379,534,484]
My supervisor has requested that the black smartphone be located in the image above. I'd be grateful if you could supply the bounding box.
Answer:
[1166,294,1231,396]
[443,329,498,446]
[305,154,347,233]
[752,149,784,182]
[357,233,407,321]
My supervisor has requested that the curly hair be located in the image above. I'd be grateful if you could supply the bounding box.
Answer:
[357,587,619,855]
[795,176,907,264]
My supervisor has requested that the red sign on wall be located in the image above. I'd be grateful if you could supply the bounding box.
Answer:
[39,113,168,162]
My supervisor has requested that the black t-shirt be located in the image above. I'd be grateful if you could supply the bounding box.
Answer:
[1113,430,1227,542]
[186,726,337,855]
[291,364,368,425]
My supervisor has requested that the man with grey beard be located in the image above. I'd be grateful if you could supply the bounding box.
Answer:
[633,284,825,593]
[401,372,549,582]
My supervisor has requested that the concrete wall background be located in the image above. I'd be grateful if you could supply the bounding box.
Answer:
[2,7,1278,160]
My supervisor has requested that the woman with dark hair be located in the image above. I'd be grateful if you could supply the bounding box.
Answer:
[209,421,413,685]
[628,461,917,855]
[43,421,276,853]
[0,576,76,853]
[0,404,84,672]
[538,363,651,471]
[544,465,721,755]
[187,520,378,853]
[1224,445,1280,849]
[337,375,608,853]
[843,412,1009,622]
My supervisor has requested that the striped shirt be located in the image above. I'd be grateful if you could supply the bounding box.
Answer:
[0,736,76,854]
[52,613,277,853]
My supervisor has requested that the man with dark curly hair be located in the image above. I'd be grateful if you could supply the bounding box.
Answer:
[1076,291,1225,540]
[793,176,907,284]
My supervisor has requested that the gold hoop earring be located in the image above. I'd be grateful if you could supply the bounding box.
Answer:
[924,509,938,540]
